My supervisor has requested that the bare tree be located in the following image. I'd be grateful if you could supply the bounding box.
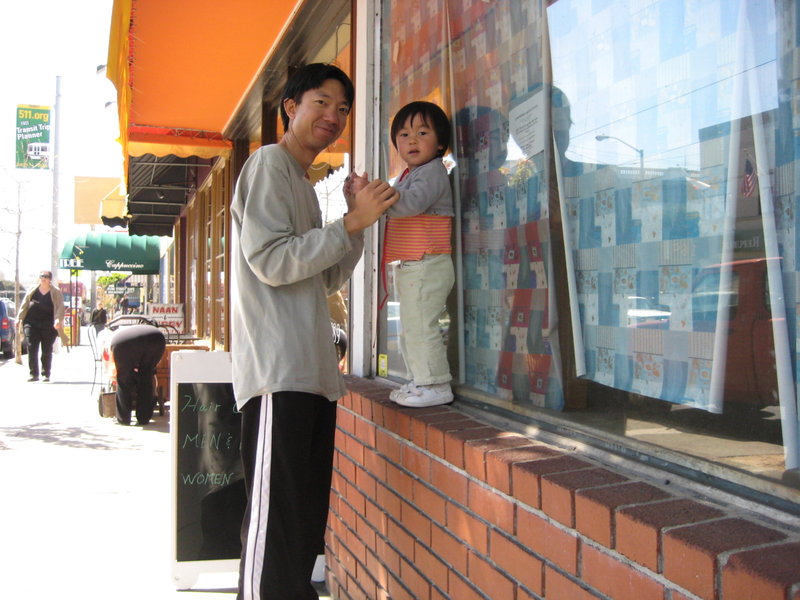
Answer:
[0,169,52,300]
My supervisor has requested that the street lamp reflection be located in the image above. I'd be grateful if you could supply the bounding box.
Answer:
[596,134,644,179]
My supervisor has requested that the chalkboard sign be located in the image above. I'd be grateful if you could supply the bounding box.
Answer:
[170,351,246,590]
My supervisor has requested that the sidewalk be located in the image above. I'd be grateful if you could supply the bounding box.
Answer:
[0,329,241,599]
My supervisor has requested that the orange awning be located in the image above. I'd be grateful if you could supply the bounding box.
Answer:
[127,130,232,159]
[73,176,127,225]
[106,0,302,161]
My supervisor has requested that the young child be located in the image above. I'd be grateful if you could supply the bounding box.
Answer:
[347,101,455,407]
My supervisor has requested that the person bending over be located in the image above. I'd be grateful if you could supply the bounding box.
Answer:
[109,324,166,425]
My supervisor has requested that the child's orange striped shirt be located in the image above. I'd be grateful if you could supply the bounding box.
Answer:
[383,214,452,263]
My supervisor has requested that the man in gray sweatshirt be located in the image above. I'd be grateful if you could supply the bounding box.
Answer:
[230,63,397,600]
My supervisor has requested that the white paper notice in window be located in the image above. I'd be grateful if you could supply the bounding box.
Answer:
[508,91,546,160]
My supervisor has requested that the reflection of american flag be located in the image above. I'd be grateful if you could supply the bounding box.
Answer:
[741,158,757,197]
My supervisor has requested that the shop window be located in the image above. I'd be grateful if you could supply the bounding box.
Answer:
[378,0,799,500]
[182,158,231,349]
[377,0,459,383]
[548,0,795,490]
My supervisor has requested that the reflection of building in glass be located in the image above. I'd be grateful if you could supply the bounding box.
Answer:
[550,1,787,422]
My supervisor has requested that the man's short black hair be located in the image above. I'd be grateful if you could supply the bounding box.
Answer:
[390,101,451,156]
[280,63,355,130]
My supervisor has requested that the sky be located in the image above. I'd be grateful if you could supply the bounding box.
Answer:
[0,0,122,288]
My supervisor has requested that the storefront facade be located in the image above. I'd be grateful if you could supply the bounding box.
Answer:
[109,0,800,597]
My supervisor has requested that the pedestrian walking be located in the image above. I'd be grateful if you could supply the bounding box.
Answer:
[17,270,68,382]
[90,301,108,334]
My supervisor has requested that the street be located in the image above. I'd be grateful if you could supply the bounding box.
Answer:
[0,329,240,599]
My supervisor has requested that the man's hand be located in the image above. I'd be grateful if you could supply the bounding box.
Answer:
[343,179,399,235]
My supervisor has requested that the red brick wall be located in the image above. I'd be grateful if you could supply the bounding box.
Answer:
[325,376,800,600]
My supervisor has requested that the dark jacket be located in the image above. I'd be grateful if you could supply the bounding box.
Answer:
[91,307,107,325]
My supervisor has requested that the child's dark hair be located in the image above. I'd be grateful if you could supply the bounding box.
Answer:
[390,101,451,156]
[280,63,355,130]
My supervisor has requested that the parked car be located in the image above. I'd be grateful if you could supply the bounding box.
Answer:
[0,298,21,359]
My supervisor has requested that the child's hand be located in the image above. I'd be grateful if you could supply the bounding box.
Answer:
[344,172,369,203]
[343,179,399,235]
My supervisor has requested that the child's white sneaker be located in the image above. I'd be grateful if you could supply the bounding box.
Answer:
[393,383,453,408]
[389,381,415,401]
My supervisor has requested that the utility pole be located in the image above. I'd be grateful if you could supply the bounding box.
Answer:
[51,75,61,276]
[15,181,22,306]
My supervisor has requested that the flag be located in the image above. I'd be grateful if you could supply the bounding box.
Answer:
[741,157,757,197]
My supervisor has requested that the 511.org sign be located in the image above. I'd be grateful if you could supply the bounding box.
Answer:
[16,105,51,169]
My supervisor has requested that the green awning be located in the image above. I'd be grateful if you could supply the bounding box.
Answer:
[59,232,162,274]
